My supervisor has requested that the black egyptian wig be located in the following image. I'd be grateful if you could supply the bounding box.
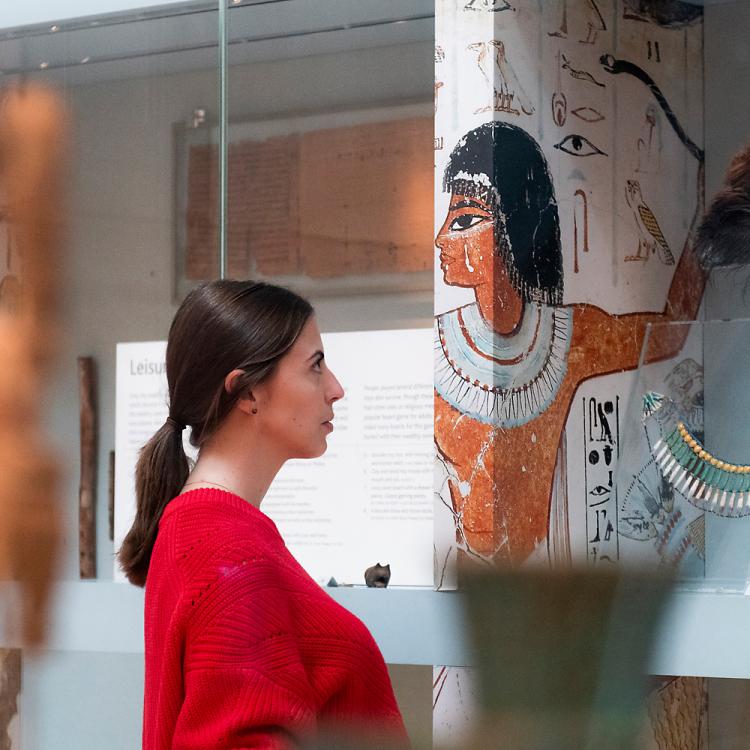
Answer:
[443,122,564,305]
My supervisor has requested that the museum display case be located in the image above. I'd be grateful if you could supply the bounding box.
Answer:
[0,2,436,747]
[429,0,750,743]
[2,0,750,748]
[615,316,750,587]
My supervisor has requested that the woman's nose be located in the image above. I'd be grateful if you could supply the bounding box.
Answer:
[328,372,345,402]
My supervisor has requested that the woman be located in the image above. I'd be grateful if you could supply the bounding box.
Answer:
[119,280,408,749]
[434,121,706,567]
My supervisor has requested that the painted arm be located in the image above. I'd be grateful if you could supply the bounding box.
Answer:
[575,233,706,379]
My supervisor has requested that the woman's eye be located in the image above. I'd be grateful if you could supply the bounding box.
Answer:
[313,358,323,371]
[554,134,607,157]
[449,214,486,231]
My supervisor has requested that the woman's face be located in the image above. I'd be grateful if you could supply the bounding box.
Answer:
[435,193,497,288]
[254,316,344,460]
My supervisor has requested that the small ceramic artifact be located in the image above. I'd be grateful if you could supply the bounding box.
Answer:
[364,563,391,588]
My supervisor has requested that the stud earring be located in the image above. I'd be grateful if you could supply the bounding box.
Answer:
[251,408,258,414]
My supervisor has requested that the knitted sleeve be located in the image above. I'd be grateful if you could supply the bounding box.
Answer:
[173,555,317,750]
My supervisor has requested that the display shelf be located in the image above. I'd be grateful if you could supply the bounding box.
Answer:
[3,581,750,678]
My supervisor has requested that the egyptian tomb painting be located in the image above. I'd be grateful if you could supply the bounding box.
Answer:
[433,0,707,743]
[433,0,705,584]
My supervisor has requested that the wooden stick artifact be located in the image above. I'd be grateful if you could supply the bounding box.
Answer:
[108,450,115,542]
[78,356,97,578]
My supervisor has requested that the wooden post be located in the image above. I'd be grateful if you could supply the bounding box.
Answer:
[78,356,97,578]
[0,649,21,744]
[108,450,115,542]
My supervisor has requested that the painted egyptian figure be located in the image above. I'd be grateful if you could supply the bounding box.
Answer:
[434,121,705,567]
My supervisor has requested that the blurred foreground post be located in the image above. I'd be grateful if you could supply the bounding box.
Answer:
[0,84,66,646]
[463,568,672,750]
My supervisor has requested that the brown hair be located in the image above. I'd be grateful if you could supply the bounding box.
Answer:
[696,145,750,269]
[118,280,314,586]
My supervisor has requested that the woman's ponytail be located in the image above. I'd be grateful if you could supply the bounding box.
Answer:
[117,418,189,587]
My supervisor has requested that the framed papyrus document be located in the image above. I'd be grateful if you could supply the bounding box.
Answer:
[174,101,433,300]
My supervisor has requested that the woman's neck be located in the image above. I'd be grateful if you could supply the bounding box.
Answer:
[184,420,285,509]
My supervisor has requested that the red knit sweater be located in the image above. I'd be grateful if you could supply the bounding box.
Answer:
[143,488,408,749]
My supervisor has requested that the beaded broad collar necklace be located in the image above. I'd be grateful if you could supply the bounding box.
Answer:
[645,391,750,517]
[434,302,572,427]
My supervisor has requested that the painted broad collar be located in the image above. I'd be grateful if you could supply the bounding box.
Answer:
[435,302,572,427]
[644,392,750,518]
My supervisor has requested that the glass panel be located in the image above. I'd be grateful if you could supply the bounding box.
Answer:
[616,317,750,590]
[221,0,436,593]
[221,0,435,317]
[0,3,221,747]
[8,2,750,750]
[0,1,223,582]
[430,0,750,747]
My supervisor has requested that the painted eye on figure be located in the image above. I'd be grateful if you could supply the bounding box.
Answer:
[590,485,610,496]
[554,134,607,157]
[448,214,487,232]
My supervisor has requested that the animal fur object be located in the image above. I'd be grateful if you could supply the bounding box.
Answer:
[364,563,391,588]
[695,144,750,269]
[622,0,703,28]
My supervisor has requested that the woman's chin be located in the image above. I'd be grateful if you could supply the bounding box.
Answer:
[293,441,327,460]
[311,443,327,459]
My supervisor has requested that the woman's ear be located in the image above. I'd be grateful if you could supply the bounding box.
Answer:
[224,369,258,416]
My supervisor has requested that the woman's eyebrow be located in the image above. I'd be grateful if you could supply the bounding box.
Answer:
[451,199,489,210]
[308,350,324,362]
